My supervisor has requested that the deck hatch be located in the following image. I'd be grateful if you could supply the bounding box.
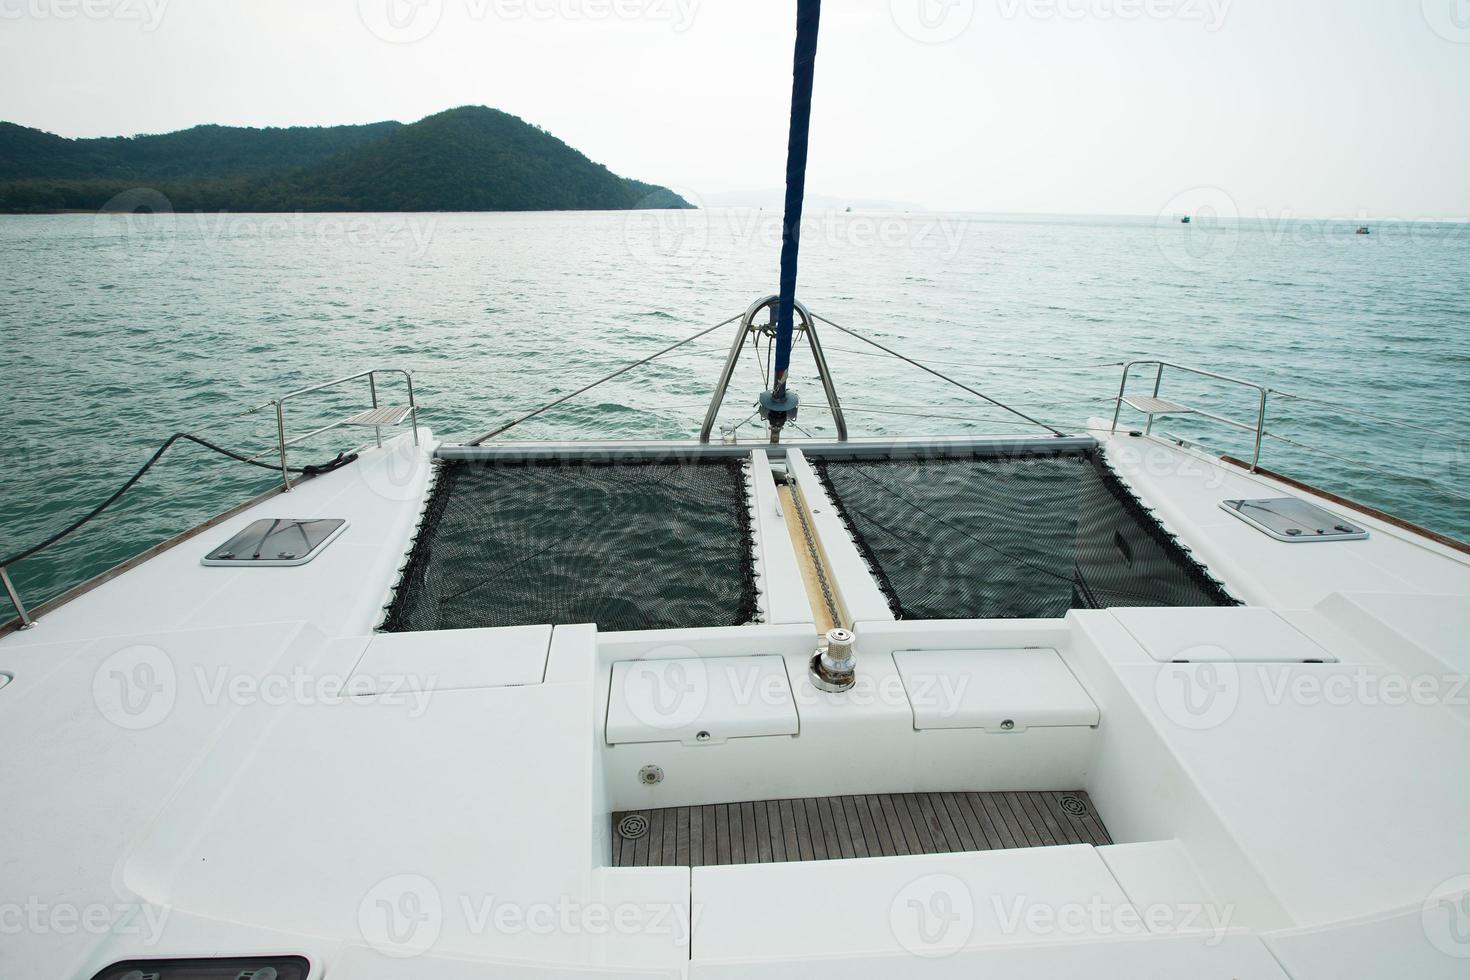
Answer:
[612,790,1111,867]
[1221,497,1369,542]
[201,518,347,567]
[810,449,1236,620]
[89,957,311,980]
[381,458,758,633]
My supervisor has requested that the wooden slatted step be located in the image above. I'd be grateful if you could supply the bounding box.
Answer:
[1121,395,1193,416]
[611,790,1110,868]
[342,405,412,427]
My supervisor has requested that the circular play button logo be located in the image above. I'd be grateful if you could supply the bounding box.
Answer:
[358,0,445,44]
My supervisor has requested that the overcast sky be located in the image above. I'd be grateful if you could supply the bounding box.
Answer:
[2,0,1468,218]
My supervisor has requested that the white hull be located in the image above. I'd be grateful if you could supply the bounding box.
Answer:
[3,423,1469,979]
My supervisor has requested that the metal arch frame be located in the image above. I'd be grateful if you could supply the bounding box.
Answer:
[699,296,848,444]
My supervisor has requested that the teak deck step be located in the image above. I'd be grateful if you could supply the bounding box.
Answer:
[612,790,1110,868]
[342,405,413,427]
[1120,395,1193,416]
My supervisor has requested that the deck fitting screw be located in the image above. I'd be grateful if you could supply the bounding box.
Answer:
[638,765,664,786]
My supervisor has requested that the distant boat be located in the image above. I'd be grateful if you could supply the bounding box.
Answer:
[845,206,852,213]
[1181,215,1192,224]
[1356,225,1371,235]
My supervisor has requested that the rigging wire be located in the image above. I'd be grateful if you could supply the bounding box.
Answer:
[842,407,1068,428]
[810,313,1067,436]
[730,406,764,437]
[819,342,1125,375]
[1258,430,1470,506]
[747,330,766,388]
[466,314,742,445]
[1266,390,1449,438]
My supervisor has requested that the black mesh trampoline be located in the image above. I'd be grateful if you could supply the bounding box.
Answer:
[381,458,758,633]
[811,449,1236,620]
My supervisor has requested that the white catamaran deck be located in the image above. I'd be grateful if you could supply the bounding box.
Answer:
[3,426,1469,980]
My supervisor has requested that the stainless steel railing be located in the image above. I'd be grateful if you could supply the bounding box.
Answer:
[2,368,419,630]
[1111,360,1270,470]
[251,368,420,491]
[1109,361,1470,520]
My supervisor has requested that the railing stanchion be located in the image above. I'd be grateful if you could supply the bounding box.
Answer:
[1,567,34,630]
[1146,364,1165,435]
[406,372,420,446]
[369,372,382,448]
[1110,363,1133,433]
[275,400,291,492]
[1252,390,1268,472]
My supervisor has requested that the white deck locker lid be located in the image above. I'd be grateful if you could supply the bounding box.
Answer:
[607,655,799,746]
[894,649,1100,732]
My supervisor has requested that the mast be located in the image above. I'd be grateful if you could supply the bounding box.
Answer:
[762,0,821,443]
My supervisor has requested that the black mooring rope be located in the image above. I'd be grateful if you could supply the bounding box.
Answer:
[1,433,355,569]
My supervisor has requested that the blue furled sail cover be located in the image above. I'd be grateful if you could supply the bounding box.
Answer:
[774,0,821,385]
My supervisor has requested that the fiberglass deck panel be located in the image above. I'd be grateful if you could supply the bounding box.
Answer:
[381,459,757,633]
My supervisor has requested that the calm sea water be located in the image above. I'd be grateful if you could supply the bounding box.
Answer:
[2,209,1467,607]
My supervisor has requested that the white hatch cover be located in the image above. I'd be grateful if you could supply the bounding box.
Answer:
[606,655,799,746]
[202,518,348,567]
[894,649,1099,733]
[1221,497,1369,542]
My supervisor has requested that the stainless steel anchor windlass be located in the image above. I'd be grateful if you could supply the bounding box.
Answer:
[810,627,857,693]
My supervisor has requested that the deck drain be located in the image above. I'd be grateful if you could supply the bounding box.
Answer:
[1060,795,1089,816]
[618,814,650,841]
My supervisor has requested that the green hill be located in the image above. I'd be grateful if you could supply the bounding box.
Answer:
[0,107,691,213]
